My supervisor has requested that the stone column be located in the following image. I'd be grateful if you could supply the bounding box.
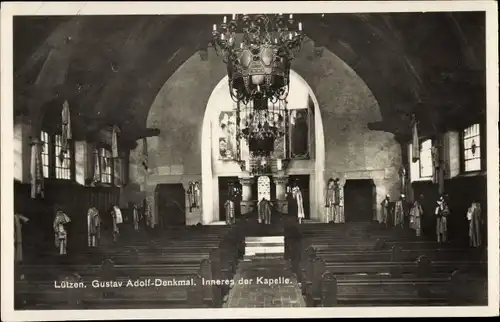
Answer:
[273,175,289,214]
[239,176,255,215]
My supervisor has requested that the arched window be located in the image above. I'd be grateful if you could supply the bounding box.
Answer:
[462,123,482,172]
[419,139,433,178]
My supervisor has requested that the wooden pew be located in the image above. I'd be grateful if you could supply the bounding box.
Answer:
[320,269,488,307]
[15,258,220,309]
[300,254,486,306]
[16,225,243,309]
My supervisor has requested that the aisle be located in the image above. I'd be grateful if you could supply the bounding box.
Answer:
[224,257,306,308]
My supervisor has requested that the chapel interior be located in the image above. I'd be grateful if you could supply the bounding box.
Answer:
[12,12,490,309]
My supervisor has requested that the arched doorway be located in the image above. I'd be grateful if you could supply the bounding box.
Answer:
[201,70,325,224]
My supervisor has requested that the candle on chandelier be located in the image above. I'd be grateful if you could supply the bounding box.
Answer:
[221,34,225,40]
[213,24,217,31]
[298,22,302,31]
[223,16,227,23]
[289,14,293,19]
[257,84,261,92]
[289,33,292,40]
[277,159,282,171]
[275,38,278,44]
[232,14,236,20]
[240,43,243,49]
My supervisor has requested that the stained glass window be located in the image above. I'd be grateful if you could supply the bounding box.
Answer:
[463,123,481,172]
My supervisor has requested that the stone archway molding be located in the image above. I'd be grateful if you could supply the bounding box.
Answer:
[201,70,326,224]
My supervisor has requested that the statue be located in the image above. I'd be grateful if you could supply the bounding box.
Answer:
[14,213,29,262]
[53,206,71,255]
[292,182,305,224]
[87,207,101,248]
[111,205,123,243]
[435,195,450,243]
[380,195,391,226]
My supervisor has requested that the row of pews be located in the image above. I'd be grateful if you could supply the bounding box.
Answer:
[15,225,245,309]
[285,222,488,307]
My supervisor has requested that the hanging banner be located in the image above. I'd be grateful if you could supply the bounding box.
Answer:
[142,137,149,170]
[411,115,420,162]
[30,138,44,199]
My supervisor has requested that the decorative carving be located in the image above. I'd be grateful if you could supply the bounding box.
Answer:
[273,176,289,185]
[238,177,255,186]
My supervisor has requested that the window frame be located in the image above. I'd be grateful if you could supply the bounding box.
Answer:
[39,130,76,182]
[460,123,485,174]
[99,147,114,185]
[418,138,433,179]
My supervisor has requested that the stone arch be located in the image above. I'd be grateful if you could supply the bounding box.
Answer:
[201,70,326,224]
[138,39,401,226]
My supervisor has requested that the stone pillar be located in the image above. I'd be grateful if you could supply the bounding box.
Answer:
[239,176,255,215]
[273,175,289,214]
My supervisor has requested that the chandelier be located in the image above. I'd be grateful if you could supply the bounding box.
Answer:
[211,14,304,104]
[239,95,286,153]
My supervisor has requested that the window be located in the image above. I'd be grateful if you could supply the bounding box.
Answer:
[419,139,433,178]
[39,130,74,180]
[54,134,72,179]
[40,131,50,178]
[100,148,113,184]
[462,123,481,172]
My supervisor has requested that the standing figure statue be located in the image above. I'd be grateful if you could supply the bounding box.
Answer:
[332,178,344,223]
[409,196,424,236]
[467,201,482,248]
[292,182,305,224]
[53,207,71,255]
[111,205,123,243]
[435,195,450,243]
[87,207,101,248]
[325,179,335,223]
[258,197,272,225]
[394,194,408,228]
[144,200,153,229]
[380,195,391,226]
[14,213,29,262]
[225,198,235,225]
[132,204,140,232]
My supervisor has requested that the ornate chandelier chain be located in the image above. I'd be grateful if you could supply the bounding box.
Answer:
[212,14,304,63]
[211,14,304,104]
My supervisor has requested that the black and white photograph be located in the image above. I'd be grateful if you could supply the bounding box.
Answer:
[1,1,499,320]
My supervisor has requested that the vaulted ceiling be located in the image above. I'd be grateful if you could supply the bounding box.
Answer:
[13,12,486,147]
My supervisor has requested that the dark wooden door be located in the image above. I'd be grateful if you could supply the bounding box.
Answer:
[288,175,310,219]
[344,179,375,222]
[218,177,241,221]
[155,184,186,228]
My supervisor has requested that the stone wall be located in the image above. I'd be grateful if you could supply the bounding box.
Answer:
[128,39,403,224]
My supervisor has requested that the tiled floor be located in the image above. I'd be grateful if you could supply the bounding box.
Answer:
[224,257,306,308]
